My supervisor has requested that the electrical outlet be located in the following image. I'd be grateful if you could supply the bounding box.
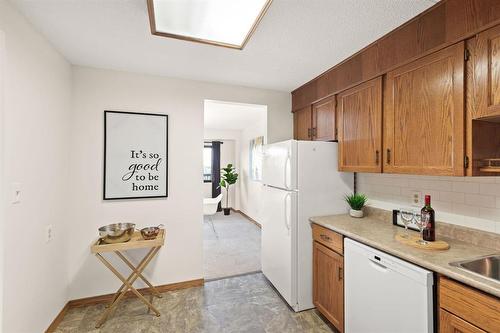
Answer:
[410,191,422,207]
[46,224,54,243]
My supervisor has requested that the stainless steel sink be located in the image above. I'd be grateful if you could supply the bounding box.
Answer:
[450,254,499,282]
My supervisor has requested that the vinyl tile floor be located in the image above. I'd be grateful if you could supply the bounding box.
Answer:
[54,273,335,333]
[203,211,261,280]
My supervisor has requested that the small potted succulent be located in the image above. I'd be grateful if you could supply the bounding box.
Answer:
[344,193,367,218]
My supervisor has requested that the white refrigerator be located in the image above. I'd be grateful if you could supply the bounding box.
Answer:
[261,140,353,312]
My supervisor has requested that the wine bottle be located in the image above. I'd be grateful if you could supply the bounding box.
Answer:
[421,195,435,242]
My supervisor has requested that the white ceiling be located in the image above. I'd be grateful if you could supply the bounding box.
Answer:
[204,100,267,130]
[10,0,437,92]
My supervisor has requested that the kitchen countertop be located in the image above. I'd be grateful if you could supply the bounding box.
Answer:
[310,213,500,298]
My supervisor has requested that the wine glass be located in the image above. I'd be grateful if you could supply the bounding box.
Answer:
[400,209,414,239]
[414,212,427,245]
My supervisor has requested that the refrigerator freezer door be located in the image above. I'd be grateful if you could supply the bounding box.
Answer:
[262,140,297,190]
[261,185,297,308]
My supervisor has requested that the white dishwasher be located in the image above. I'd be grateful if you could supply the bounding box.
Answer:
[344,238,434,333]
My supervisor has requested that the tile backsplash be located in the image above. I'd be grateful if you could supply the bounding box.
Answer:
[357,173,500,234]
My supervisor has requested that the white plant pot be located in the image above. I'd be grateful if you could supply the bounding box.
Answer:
[349,209,364,218]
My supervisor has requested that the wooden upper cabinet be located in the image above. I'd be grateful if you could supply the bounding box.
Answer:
[312,95,336,141]
[337,77,383,173]
[384,42,465,176]
[291,0,500,112]
[469,24,500,119]
[466,24,500,176]
[313,241,344,333]
[293,106,312,141]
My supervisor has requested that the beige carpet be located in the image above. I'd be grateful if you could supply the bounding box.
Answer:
[203,211,261,280]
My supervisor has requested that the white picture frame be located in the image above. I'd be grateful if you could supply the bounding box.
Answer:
[104,111,168,200]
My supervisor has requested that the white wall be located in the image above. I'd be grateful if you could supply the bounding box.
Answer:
[0,1,72,332]
[358,174,500,234]
[239,114,267,222]
[68,66,291,299]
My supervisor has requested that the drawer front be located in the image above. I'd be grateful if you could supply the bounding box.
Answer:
[439,276,500,333]
[312,224,343,254]
[440,309,486,333]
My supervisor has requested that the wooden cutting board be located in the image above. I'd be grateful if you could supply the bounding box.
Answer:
[395,234,450,250]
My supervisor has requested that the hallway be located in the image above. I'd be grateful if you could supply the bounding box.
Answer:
[203,212,261,280]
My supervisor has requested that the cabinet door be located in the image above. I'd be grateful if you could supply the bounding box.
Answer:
[439,276,500,333]
[384,42,465,176]
[465,25,500,176]
[469,24,500,119]
[440,309,486,333]
[313,241,344,332]
[312,95,336,141]
[294,106,312,140]
[337,77,382,172]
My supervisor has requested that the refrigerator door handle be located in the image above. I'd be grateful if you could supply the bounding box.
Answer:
[284,192,291,234]
[284,154,291,190]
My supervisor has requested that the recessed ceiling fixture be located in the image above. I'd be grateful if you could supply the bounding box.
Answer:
[147,0,272,50]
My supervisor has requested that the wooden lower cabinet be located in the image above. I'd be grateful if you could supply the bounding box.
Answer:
[312,224,343,254]
[439,276,500,333]
[440,309,486,333]
[313,241,344,332]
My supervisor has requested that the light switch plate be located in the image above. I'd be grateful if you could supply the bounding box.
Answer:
[11,182,21,204]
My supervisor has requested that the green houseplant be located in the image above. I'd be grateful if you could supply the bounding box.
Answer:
[219,164,239,215]
[344,193,368,218]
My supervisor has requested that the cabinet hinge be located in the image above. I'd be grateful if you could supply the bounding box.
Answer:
[464,49,471,61]
[464,156,469,169]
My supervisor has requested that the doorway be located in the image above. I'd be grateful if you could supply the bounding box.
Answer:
[202,100,267,280]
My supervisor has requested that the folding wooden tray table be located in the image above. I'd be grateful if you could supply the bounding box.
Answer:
[90,229,165,328]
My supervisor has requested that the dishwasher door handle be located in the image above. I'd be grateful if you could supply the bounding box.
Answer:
[369,258,389,272]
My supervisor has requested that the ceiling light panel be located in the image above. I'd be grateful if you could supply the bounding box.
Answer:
[148,0,272,49]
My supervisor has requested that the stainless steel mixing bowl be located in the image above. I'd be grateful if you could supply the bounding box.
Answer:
[140,224,164,240]
[98,223,136,244]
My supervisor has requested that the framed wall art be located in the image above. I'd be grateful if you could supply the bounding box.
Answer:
[104,111,168,200]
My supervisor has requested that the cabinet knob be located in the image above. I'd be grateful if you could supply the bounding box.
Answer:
[386,149,391,164]
[375,150,379,165]
[338,267,343,280]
